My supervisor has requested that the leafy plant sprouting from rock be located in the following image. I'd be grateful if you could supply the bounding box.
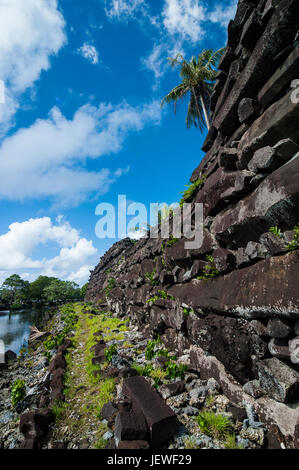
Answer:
[197,410,232,439]
[285,223,299,251]
[165,362,187,380]
[11,379,26,408]
[145,337,161,360]
[145,269,158,286]
[269,226,282,238]
[105,278,116,298]
[269,223,299,251]
[180,175,207,206]
[197,255,219,281]
[105,344,117,363]
[146,290,175,304]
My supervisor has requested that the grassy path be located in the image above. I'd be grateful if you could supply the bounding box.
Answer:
[49,304,129,449]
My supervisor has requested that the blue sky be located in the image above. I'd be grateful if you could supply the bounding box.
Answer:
[0,0,237,286]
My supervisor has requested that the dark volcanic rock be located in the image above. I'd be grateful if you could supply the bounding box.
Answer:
[115,410,148,443]
[123,376,176,447]
[258,358,299,403]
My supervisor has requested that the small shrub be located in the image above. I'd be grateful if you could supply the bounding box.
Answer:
[146,290,175,304]
[132,363,153,377]
[285,223,299,251]
[145,337,160,360]
[183,307,192,316]
[161,236,178,253]
[11,379,26,408]
[165,362,187,380]
[205,393,216,408]
[98,378,116,412]
[269,226,282,238]
[105,344,117,363]
[184,436,198,449]
[197,410,232,439]
[180,175,207,206]
[52,400,67,420]
[197,255,219,281]
[150,368,168,388]
[145,270,158,286]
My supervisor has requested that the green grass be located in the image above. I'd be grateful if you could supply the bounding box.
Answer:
[180,175,207,206]
[11,379,26,408]
[197,410,232,439]
[50,304,120,448]
[98,378,116,414]
[224,434,245,450]
[184,436,198,449]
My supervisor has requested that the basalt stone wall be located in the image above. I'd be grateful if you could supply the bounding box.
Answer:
[86,0,299,449]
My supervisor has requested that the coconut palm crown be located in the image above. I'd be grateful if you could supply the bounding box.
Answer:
[161,48,225,132]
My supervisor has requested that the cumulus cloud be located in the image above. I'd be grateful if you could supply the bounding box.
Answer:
[77,42,99,64]
[162,0,206,43]
[0,100,161,206]
[208,1,238,28]
[0,0,66,133]
[104,0,146,22]
[0,217,98,286]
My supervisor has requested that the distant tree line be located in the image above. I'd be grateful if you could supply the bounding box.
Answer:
[0,274,88,310]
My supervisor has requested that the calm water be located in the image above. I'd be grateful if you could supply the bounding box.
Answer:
[0,309,45,355]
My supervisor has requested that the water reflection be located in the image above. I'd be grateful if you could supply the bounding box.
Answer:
[0,309,44,355]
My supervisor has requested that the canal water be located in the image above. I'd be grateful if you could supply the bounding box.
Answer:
[0,309,45,355]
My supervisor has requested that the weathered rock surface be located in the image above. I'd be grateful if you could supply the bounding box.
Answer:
[123,376,177,447]
[85,0,299,449]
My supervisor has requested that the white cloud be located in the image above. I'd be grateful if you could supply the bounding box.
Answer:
[0,0,66,133]
[105,0,145,22]
[142,44,166,80]
[77,42,99,64]
[208,1,238,28]
[0,217,98,286]
[0,100,161,207]
[162,0,206,43]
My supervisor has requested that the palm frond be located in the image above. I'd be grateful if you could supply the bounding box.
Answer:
[161,83,189,113]
[203,47,225,70]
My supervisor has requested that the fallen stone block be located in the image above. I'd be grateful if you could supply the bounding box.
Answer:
[92,350,106,365]
[101,401,118,426]
[288,337,299,365]
[114,410,148,443]
[123,376,176,447]
[267,319,293,338]
[49,352,66,373]
[159,381,185,400]
[250,320,268,338]
[242,379,265,398]
[117,440,150,449]
[268,338,290,360]
[258,357,299,403]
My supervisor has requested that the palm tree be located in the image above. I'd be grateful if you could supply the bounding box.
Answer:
[161,49,225,132]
